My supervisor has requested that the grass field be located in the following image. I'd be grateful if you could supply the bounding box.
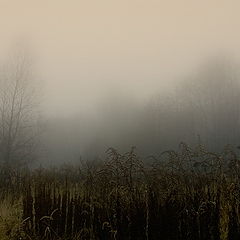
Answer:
[0,144,240,240]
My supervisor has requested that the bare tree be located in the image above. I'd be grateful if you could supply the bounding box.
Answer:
[0,54,40,168]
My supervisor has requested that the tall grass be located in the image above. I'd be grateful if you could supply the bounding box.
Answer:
[1,143,240,239]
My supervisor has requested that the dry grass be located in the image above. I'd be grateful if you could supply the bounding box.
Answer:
[0,197,26,240]
[1,144,240,239]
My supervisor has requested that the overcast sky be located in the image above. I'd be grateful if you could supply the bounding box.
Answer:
[1,0,240,118]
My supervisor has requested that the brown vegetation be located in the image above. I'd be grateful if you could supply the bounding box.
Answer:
[0,143,240,240]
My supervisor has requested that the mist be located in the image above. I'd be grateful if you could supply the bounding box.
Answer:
[2,2,240,239]
[1,0,240,165]
[37,59,240,165]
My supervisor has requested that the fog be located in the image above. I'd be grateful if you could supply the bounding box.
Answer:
[1,0,240,165]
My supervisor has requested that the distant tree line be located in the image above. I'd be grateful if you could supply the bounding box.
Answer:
[41,60,240,163]
[81,60,240,157]
[136,60,240,154]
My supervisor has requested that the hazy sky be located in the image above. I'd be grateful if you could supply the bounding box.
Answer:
[1,0,240,118]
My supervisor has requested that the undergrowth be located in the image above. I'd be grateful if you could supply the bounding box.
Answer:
[0,143,240,239]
